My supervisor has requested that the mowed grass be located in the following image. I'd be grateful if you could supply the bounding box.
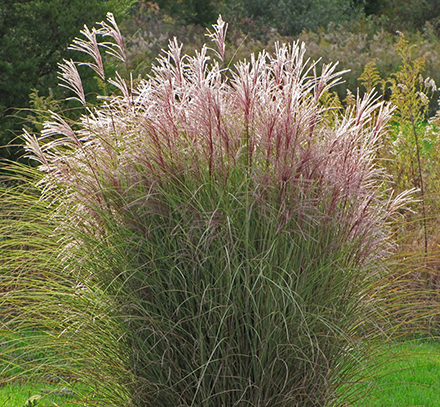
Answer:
[0,382,88,407]
[0,330,90,406]
[354,340,440,406]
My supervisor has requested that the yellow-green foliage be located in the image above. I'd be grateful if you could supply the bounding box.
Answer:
[358,34,440,253]
[389,34,429,125]
[358,60,385,95]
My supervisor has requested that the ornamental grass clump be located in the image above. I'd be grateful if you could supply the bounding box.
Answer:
[1,14,411,406]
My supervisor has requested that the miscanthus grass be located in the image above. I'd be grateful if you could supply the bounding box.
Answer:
[0,14,416,406]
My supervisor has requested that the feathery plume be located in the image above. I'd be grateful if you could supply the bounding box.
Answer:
[97,12,126,62]
[69,25,105,80]
[206,15,228,61]
[58,59,86,106]
[41,111,81,148]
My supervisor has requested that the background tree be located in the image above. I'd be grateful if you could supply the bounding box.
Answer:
[223,0,362,35]
[362,0,440,31]
[0,0,134,160]
[152,0,222,25]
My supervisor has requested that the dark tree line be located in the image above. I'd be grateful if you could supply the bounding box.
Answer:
[0,0,133,160]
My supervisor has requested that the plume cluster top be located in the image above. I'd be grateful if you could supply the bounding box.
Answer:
[23,14,408,260]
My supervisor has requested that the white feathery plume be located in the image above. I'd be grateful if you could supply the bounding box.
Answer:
[58,59,86,106]
[97,12,126,62]
[69,25,105,80]
[205,15,228,61]
[41,111,81,148]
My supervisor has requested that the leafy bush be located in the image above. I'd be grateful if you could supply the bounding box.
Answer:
[1,14,413,406]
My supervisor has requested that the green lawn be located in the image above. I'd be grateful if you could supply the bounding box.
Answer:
[0,330,90,406]
[354,341,440,406]
[0,382,87,407]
